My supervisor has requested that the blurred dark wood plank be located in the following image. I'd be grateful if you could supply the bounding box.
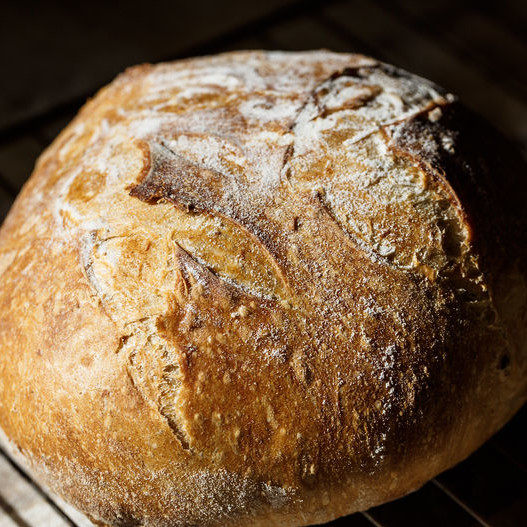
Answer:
[321,0,527,148]
[385,0,527,45]
[387,1,527,101]
[366,482,485,527]
[35,113,76,148]
[477,0,527,42]
[491,405,527,473]
[0,0,325,132]
[436,443,527,527]
[0,187,13,223]
[374,0,460,19]
[265,14,371,54]
[0,137,43,192]
[211,33,275,54]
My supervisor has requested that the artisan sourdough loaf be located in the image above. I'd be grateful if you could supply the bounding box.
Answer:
[0,51,525,526]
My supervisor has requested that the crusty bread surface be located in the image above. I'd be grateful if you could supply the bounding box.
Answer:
[0,51,525,526]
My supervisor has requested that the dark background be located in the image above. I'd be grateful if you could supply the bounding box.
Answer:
[0,1,526,526]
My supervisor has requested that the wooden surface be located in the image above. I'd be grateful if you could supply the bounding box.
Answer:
[0,1,526,525]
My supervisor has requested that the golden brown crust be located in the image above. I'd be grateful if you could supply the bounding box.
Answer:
[0,50,525,526]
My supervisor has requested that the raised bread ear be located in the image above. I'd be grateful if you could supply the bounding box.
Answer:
[130,140,229,213]
[130,139,291,302]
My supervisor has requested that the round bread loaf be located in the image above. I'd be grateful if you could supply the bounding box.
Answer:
[0,50,525,526]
